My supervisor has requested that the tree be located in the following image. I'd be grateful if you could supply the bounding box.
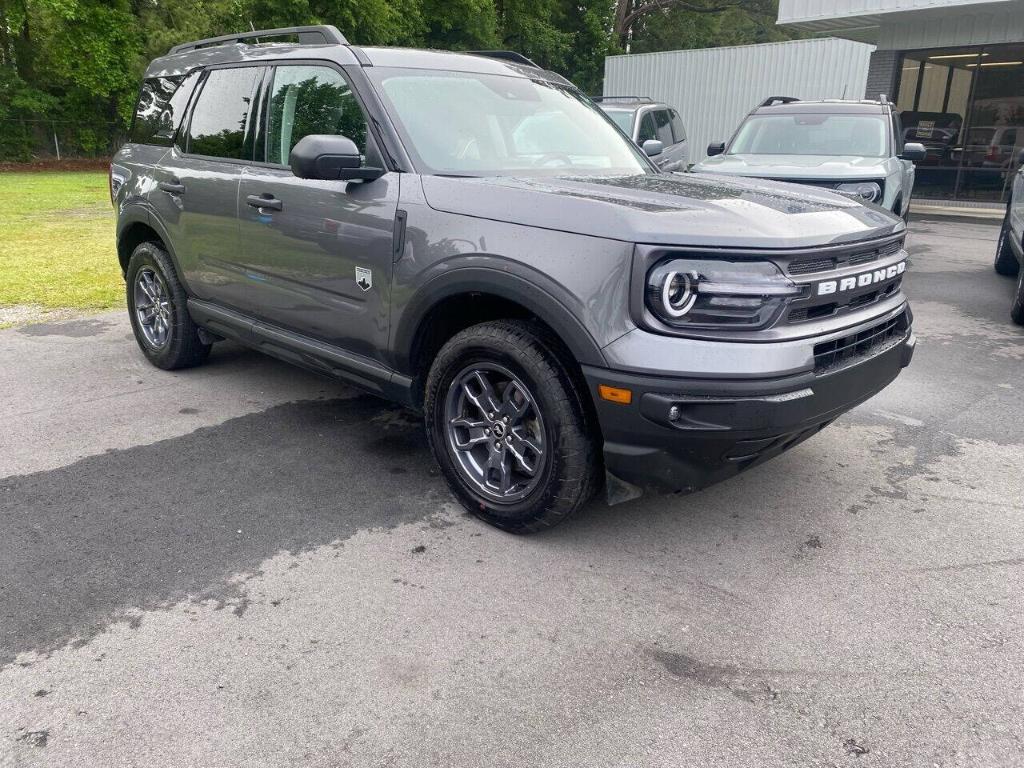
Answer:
[613,0,778,49]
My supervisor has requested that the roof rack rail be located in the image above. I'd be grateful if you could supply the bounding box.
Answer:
[466,50,540,68]
[760,96,800,107]
[591,95,653,103]
[168,25,348,55]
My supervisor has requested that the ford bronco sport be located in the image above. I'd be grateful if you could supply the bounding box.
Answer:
[693,96,926,221]
[112,25,915,533]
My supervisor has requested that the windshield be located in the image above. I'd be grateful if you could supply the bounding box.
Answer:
[728,113,889,158]
[368,68,651,176]
[602,109,635,134]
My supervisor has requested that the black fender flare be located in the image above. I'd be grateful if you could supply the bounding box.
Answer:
[391,264,608,374]
[116,204,190,292]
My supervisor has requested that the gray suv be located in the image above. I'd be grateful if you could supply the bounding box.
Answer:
[595,96,689,171]
[112,26,915,533]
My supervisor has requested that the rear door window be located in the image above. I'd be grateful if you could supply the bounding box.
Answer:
[186,67,263,160]
[264,65,368,165]
[654,110,674,145]
[131,71,201,146]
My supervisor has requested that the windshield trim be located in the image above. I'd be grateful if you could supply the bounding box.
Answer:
[365,66,657,178]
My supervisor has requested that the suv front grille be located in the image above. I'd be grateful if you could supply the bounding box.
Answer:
[789,240,902,276]
[813,312,907,374]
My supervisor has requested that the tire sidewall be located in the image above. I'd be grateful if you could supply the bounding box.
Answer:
[425,333,583,527]
[995,217,1020,276]
[1012,267,1024,325]
[126,242,204,369]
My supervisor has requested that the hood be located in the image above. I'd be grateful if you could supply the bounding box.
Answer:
[420,172,902,249]
[693,153,889,181]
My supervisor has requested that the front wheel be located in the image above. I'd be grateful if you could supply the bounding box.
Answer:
[423,320,599,534]
[995,216,1020,276]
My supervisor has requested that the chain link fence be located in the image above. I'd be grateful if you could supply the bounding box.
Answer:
[0,119,126,163]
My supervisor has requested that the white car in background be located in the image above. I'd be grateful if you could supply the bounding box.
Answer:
[692,96,926,220]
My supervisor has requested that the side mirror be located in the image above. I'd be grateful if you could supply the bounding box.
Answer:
[707,141,726,157]
[1018,148,1024,167]
[900,142,927,163]
[289,134,384,181]
[642,139,663,157]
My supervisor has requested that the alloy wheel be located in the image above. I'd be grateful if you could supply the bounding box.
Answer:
[134,267,172,349]
[443,363,547,503]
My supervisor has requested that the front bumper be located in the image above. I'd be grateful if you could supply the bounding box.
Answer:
[584,315,915,503]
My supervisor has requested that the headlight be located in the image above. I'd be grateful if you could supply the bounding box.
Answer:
[835,181,882,203]
[646,259,805,329]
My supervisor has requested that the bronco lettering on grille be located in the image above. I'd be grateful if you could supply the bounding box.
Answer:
[816,261,906,296]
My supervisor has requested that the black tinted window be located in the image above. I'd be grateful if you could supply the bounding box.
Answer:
[131,71,200,146]
[637,112,657,143]
[654,110,673,144]
[266,65,367,165]
[670,110,686,143]
[187,67,261,159]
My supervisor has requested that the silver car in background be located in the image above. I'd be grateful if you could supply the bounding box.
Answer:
[596,96,689,172]
[693,96,926,220]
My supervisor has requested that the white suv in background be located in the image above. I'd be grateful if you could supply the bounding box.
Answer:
[692,96,926,220]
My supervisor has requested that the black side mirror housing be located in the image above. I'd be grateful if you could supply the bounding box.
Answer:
[1018,147,1024,167]
[707,141,726,157]
[289,134,384,181]
[900,142,927,163]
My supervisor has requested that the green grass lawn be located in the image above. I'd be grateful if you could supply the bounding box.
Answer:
[0,171,122,325]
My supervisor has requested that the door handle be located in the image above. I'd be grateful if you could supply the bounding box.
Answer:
[158,180,185,194]
[246,194,283,211]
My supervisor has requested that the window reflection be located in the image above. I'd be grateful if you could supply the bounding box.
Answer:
[266,66,367,165]
[896,45,1023,202]
[187,67,261,160]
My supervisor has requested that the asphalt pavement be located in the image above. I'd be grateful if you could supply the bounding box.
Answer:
[1,218,1022,767]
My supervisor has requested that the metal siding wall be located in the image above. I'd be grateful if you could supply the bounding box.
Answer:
[779,0,1010,24]
[877,5,1024,48]
[603,38,874,163]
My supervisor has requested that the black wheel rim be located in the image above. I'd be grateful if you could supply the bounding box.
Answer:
[443,363,547,503]
[134,267,171,349]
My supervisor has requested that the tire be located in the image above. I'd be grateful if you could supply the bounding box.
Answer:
[126,241,211,370]
[995,216,1020,277]
[423,320,599,534]
[1011,267,1024,326]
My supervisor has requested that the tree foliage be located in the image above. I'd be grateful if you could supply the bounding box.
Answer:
[0,0,794,159]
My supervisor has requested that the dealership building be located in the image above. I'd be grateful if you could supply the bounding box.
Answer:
[780,0,1024,203]
[606,0,1023,206]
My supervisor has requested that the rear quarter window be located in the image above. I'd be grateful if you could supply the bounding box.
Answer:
[130,71,201,146]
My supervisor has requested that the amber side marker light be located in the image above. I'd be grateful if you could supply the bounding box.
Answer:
[598,385,633,404]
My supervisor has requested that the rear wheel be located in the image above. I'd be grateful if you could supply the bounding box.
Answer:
[995,216,1020,276]
[126,241,211,370]
[424,320,599,534]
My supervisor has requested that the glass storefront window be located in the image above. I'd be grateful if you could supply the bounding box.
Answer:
[895,45,1024,203]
